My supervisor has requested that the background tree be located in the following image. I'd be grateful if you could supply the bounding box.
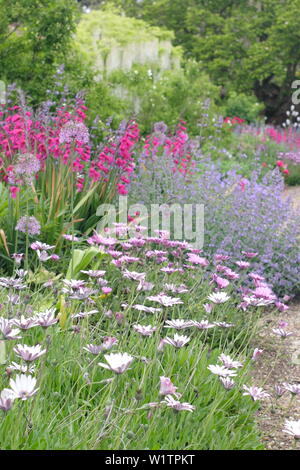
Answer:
[110,0,300,122]
[0,0,80,103]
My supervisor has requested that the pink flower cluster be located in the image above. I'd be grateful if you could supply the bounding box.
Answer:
[143,121,196,177]
[89,120,140,195]
[0,102,140,198]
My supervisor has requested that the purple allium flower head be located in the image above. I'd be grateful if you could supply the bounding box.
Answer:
[154,122,168,134]
[59,121,89,144]
[15,216,41,236]
[14,153,40,184]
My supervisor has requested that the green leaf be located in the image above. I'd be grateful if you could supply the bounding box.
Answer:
[66,247,105,280]
[0,340,6,365]
[73,184,99,215]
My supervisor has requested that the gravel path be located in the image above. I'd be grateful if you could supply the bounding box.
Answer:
[251,303,300,450]
[282,185,300,210]
[252,185,300,450]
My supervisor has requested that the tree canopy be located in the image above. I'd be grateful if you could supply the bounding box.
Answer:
[0,0,79,102]
[98,0,300,121]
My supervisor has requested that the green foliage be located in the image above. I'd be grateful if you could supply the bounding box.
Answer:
[284,164,300,186]
[224,92,264,123]
[106,60,219,134]
[74,8,175,68]
[117,0,300,119]
[0,0,80,104]
[0,246,265,449]
[66,247,106,280]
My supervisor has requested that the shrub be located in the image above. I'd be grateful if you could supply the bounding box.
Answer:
[223,92,264,124]
[130,124,300,296]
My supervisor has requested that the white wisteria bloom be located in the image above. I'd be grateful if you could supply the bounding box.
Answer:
[283,419,300,439]
[9,374,39,400]
[98,353,134,374]
[207,292,230,304]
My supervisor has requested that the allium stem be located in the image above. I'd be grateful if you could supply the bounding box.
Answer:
[71,163,75,278]
[25,198,29,272]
